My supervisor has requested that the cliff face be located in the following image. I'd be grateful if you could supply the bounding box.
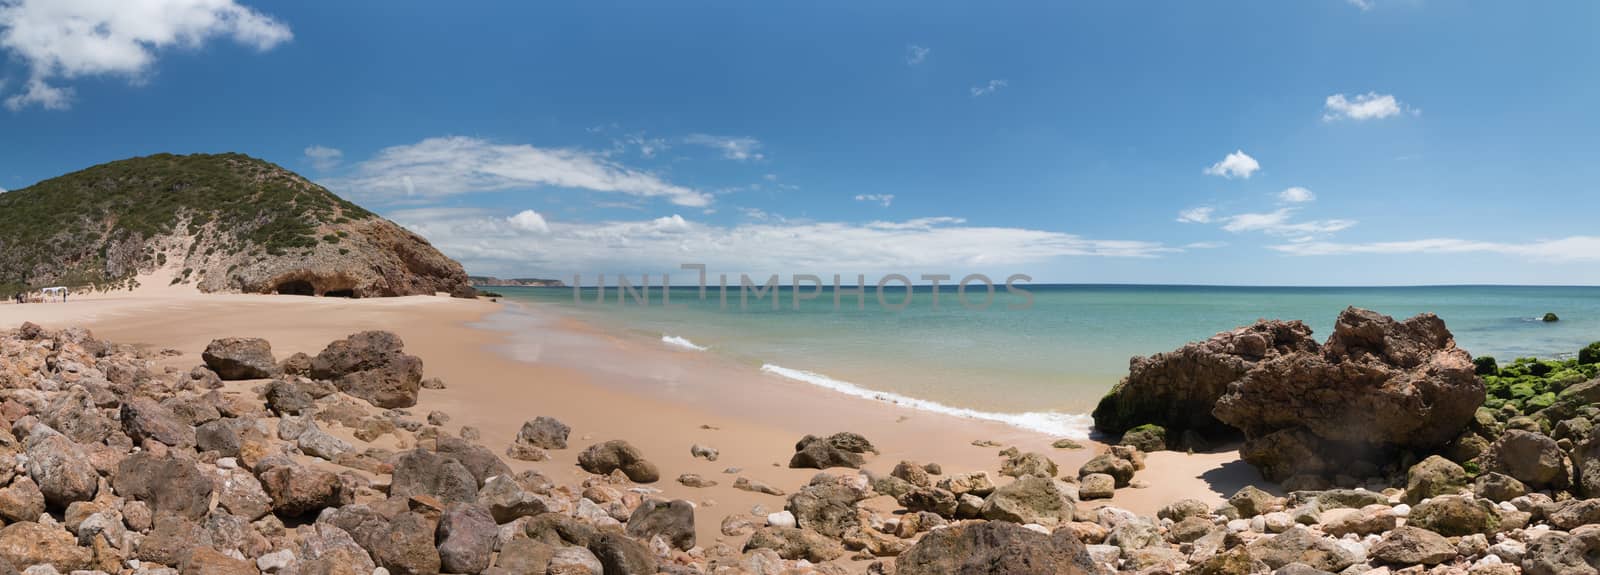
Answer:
[0,153,472,298]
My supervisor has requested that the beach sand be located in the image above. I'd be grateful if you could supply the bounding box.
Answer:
[0,283,1263,554]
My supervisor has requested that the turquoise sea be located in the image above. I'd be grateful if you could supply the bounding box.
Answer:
[491,284,1600,436]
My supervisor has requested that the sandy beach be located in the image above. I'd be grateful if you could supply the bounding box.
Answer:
[0,284,1258,554]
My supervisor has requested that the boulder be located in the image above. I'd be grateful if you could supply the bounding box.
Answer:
[625,499,695,551]
[180,546,257,574]
[787,481,864,537]
[1244,526,1362,572]
[113,452,213,520]
[789,434,871,470]
[437,503,496,574]
[515,416,570,450]
[588,529,658,575]
[1119,424,1168,452]
[743,527,845,562]
[310,331,425,408]
[0,522,91,572]
[121,396,197,448]
[1079,454,1135,487]
[391,449,479,503]
[493,539,555,573]
[258,464,350,517]
[999,452,1057,478]
[0,476,44,523]
[1094,318,1317,438]
[24,429,99,508]
[1369,526,1455,566]
[1408,494,1501,536]
[370,511,441,575]
[202,337,277,380]
[1483,430,1570,491]
[979,475,1074,527]
[478,475,551,523]
[577,440,659,483]
[1473,472,1528,502]
[1405,455,1467,504]
[1522,527,1600,575]
[1213,308,1484,480]
[895,520,1098,575]
[1079,473,1115,500]
[264,379,315,415]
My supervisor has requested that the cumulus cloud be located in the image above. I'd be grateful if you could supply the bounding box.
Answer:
[1176,207,1215,224]
[303,145,343,171]
[0,0,292,110]
[506,210,550,234]
[1272,237,1600,262]
[906,44,929,65]
[387,209,1178,278]
[1323,92,1415,121]
[325,136,712,207]
[1278,186,1315,203]
[683,134,763,161]
[854,194,894,207]
[1203,150,1260,179]
[970,79,1008,97]
[1220,208,1357,236]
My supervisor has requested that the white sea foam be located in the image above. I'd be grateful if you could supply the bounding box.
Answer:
[661,335,709,351]
[759,363,1091,439]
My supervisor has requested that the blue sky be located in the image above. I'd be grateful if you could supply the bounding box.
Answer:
[2,1,1599,285]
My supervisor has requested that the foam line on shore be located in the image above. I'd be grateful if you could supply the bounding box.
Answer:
[759,363,1090,438]
[661,334,709,351]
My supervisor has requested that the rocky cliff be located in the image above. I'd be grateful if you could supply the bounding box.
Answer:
[0,153,472,298]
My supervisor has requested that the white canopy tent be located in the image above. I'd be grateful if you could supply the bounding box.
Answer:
[39,286,67,302]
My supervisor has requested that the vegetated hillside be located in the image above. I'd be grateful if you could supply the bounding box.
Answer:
[0,153,472,298]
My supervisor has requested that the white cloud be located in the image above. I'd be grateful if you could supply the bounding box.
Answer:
[622,133,667,158]
[1220,208,1357,236]
[1323,92,1415,122]
[0,0,292,110]
[906,44,929,65]
[326,136,712,207]
[1203,150,1260,179]
[1347,0,1374,11]
[0,185,7,193]
[303,145,343,171]
[854,193,894,207]
[683,134,763,161]
[1184,241,1229,249]
[387,209,1178,277]
[1272,237,1600,262]
[970,79,1008,97]
[1278,186,1315,203]
[1177,207,1215,224]
[506,209,550,234]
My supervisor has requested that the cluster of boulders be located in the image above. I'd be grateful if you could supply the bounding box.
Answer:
[1094,307,1487,485]
[0,323,723,574]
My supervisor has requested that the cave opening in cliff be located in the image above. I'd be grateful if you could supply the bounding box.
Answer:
[323,289,357,298]
[274,279,316,296]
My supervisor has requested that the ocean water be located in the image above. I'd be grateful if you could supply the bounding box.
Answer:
[490,284,1600,437]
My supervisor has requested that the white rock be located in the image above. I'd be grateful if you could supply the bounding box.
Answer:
[1391,503,1410,517]
[1263,512,1293,533]
[257,549,295,572]
[1022,523,1050,534]
[216,457,239,469]
[767,510,797,528]
[1488,539,1525,563]
[1085,544,1122,565]
[1226,518,1251,533]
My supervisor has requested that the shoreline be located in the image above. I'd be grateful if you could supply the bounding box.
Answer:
[0,289,1259,562]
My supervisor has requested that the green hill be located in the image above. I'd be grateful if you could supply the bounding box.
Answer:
[0,153,471,298]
